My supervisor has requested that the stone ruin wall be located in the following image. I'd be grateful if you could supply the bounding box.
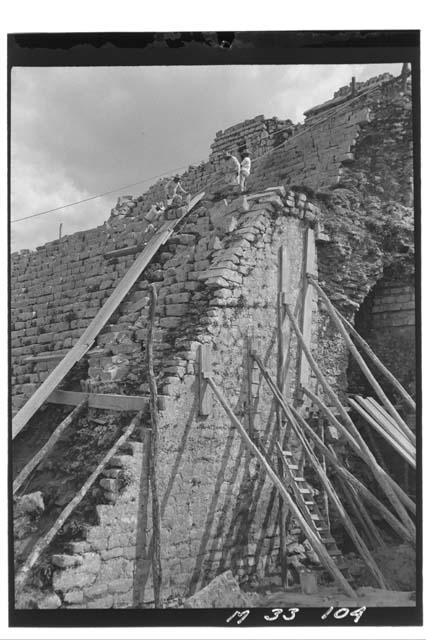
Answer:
[11,71,415,608]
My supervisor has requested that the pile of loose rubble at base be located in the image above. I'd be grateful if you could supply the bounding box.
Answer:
[181,565,416,609]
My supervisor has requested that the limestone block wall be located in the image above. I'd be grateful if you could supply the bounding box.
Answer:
[13,188,322,608]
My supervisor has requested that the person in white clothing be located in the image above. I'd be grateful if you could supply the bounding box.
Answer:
[239,152,251,192]
[164,175,189,206]
[223,152,241,186]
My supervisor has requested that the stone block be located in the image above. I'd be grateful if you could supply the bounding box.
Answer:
[183,571,250,608]
[37,593,62,609]
[14,492,44,518]
[86,595,113,609]
[108,578,133,594]
[51,554,83,569]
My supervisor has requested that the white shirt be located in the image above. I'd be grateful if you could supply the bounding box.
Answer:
[241,157,251,174]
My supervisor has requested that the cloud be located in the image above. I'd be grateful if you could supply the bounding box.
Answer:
[11,62,402,251]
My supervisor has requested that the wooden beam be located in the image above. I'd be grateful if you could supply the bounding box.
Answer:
[12,191,204,439]
[13,400,88,495]
[298,228,316,394]
[47,389,166,412]
[307,276,415,446]
[15,411,143,590]
[284,303,416,536]
[205,374,356,598]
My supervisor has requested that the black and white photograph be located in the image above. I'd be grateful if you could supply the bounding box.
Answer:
[7,29,421,630]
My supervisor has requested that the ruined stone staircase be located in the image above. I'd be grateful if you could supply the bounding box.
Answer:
[14,422,152,609]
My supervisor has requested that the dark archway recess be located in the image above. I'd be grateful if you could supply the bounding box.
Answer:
[346,269,416,497]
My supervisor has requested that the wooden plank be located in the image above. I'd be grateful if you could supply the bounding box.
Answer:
[307,276,415,446]
[205,374,356,598]
[12,192,204,439]
[367,396,413,439]
[47,389,166,412]
[198,344,212,416]
[24,351,68,363]
[15,411,143,590]
[349,399,416,469]
[284,304,416,536]
[13,400,88,495]
[299,228,316,391]
[359,397,415,456]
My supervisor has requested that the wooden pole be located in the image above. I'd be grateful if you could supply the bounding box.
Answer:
[301,386,416,516]
[13,399,88,495]
[249,354,388,588]
[205,375,356,598]
[276,246,288,588]
[318,414,330,532]
[307,277,414,446]
[284,303,416,536]
[15,410,143,590]
[247,336,254,438]
[335,309,415,412]
[147,284,162,608]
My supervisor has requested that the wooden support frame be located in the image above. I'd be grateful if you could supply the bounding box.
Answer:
[284,303,416,537]
[307,276,415,446]
[205,374,356,598]
[12,192,204,439]
[198,344,213,416]
[289,404,415,544]
[251,352,388,589]
[13,399,88,495]
[15,410,143,590]
[302,386,416,517]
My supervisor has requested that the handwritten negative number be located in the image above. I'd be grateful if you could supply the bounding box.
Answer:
[264,607,300,622]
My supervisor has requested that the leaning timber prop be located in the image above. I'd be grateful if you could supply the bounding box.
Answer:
[15,411,143,590]
[284,303,416,537]
[204,374,356,598]
[13,399,89,495]
[251,353,388,589]
[302,386,416,517]
[306,276,415,446]
[146,284,162,608]
[349,397,415,469]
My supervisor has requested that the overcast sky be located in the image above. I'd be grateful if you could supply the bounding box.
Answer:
[11,63,402,252]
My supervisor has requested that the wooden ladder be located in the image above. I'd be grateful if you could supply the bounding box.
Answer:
[277,446,349,578]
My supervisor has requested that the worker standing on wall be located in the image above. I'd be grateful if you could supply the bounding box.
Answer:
[164,175,190,207]
[239,151,251,192]
[223,152,241,186]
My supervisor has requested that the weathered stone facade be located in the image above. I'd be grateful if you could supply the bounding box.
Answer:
[11,70,415,608]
